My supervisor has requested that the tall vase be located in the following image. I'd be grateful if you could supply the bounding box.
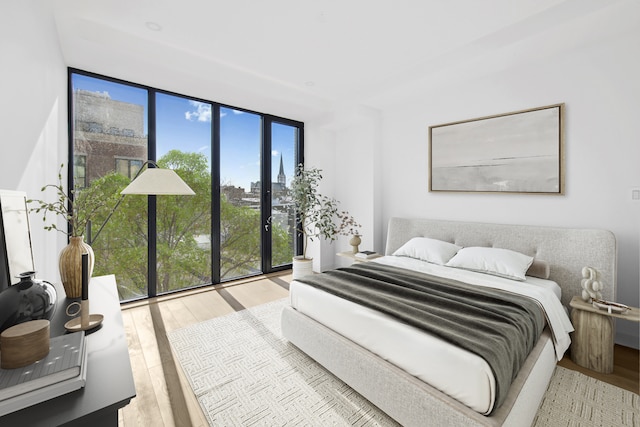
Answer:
[58,236,95,299]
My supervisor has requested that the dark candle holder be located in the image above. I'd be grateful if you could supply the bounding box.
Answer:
[64,253,103,332]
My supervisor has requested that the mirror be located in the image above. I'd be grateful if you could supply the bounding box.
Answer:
[0,190,35,291]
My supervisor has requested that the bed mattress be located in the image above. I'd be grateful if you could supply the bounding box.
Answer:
[289,256,572,415]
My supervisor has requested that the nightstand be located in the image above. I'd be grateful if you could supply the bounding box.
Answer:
[337,251,382,263]
[569,296,640,374]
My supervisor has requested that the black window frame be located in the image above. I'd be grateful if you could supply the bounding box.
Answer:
[67,68,304,300]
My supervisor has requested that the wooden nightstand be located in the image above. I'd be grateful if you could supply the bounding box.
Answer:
[569,296,640,374]
[337,251,382,263]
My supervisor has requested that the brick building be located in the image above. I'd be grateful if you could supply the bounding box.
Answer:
[72,90,147,186]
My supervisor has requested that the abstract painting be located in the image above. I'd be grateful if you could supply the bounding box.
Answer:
[429,104,564,194]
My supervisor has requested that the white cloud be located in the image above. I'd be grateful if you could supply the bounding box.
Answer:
[272,150,279,157]
[185,101,212,122]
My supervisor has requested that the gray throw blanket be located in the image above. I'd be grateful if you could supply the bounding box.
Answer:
[296,262,546,413]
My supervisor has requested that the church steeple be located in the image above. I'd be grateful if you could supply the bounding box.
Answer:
[277,154,286,186]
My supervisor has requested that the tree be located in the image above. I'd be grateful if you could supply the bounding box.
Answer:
[87,150,293,299]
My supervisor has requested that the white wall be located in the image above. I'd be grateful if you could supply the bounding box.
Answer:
[354,2,638,347]
[0,0,68,285]
[311,105,384,271]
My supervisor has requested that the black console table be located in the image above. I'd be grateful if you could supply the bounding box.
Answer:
[0,275,136,426]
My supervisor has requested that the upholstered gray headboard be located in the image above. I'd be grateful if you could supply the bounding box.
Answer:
[385,217,617,307]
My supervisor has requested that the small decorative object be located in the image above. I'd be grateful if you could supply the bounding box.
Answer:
[0,319,50,369]
[64,253,103,332]
[355,250,379,260]
[592,299,630,315]
[0,271,57,333]
[580,266,603,302]
[349,235,362,253]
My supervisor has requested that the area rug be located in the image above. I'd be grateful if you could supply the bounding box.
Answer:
[168,298,639,426]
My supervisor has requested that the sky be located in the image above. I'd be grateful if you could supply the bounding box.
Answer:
[72,73,297,191]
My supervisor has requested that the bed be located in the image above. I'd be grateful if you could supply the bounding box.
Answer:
[281,217,617,427]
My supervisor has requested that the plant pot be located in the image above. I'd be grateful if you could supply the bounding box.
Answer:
[292,256,313,280]
[59,236,95,299]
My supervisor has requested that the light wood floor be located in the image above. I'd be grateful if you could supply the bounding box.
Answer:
[118,273,291,426]
[118,272,639,426]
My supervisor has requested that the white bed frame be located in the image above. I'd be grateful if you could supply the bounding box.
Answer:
[282,217,617,427]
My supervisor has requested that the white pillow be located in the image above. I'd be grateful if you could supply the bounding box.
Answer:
[392,237,462,265]
[445,247,534,281]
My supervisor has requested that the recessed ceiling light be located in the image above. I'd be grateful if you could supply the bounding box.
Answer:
[145,21,162,31]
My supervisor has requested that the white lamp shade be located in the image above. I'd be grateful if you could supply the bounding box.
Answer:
[120,168,195,195]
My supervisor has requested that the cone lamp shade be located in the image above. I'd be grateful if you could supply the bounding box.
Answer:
[120,168,195,195]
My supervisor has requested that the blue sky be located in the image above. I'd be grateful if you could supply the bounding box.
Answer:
[73,74,297,191]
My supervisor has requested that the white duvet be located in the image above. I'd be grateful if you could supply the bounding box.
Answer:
[288,255,574,415]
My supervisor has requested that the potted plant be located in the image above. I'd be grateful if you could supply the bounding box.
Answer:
[289,164,360,279]
[28,164,114,298]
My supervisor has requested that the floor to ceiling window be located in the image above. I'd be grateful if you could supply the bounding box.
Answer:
[70,73,150,299]
[268,120,301,269]
[154,93,213,294]
[69,69,303,301]
[219,106,262,280]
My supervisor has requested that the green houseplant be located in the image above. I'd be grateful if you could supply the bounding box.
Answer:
[289,164,359,278]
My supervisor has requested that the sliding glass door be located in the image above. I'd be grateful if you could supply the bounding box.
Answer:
[219,107,262,280]
[267,120,301,270]
[69,69,303,301]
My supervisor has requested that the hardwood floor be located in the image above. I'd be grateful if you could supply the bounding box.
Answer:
[118,272,639,426]
[118,273,290,427]
[558,344,639,394]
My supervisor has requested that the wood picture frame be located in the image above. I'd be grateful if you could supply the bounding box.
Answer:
[429,103,564,194]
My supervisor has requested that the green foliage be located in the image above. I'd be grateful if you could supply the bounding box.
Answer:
[86,172,149,298]
[90,150,215,297]
[271,221,294,266]
[220,195,260,278]
[289,164,359,259]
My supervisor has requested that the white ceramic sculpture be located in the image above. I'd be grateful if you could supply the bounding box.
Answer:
[580,266,603,302]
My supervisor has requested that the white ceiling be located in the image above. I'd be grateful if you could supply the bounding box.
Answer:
[51,0,621,119]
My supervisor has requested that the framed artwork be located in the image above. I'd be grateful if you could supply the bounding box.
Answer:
[429,103,564,194]
[0,190,34,291]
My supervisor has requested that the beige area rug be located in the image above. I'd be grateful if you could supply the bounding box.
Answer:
[168,298,639,426]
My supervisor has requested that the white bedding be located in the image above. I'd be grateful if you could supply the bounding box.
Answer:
[288,255,574,415]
